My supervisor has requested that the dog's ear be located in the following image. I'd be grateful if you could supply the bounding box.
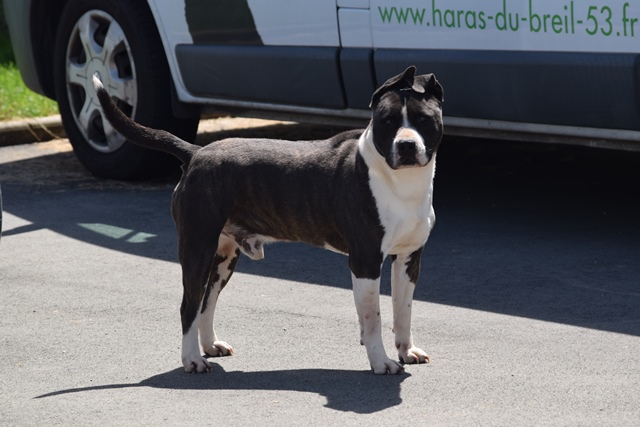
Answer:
[419,74,444,103]
[370,66,418,108]
[369,66,444,107]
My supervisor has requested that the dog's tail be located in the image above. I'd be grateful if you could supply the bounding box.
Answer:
[92,74,197,164]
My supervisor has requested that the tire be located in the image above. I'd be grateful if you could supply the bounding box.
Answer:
[53,0,199,180]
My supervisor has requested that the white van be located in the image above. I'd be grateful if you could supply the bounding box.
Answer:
[5,0,640,179]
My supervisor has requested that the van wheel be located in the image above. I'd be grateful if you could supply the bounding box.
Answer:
[54,0,198,180]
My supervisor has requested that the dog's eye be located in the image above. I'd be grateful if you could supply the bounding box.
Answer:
[417,115,428,123]
[382,117,393,126]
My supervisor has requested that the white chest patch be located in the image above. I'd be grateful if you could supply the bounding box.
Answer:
[358,128,436,255]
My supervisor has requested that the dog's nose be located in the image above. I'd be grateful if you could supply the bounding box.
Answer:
[396,139,417,157]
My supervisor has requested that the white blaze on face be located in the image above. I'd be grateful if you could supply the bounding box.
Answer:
[391,99,429,168]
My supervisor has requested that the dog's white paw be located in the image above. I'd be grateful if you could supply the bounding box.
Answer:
[371,357,405,375]
[203,340,234,358]
[398,345,430,365]
[182,354,212,373]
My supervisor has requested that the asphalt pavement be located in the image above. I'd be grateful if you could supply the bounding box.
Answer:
[1,121,639,426]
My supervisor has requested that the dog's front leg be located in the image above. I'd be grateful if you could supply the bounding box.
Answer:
[352,274,404,374]
[391,248,429,365]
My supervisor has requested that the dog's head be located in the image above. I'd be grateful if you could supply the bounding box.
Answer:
[369,66,444,170]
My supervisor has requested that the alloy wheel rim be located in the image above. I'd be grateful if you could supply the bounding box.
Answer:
[65,10,137,153]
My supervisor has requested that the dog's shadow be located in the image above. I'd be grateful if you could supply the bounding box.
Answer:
[35,365,409,413]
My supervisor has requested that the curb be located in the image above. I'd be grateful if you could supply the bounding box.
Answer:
[0,115,66,147]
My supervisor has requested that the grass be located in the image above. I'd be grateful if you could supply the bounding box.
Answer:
[0,5,58,121]
[0,63,59,120]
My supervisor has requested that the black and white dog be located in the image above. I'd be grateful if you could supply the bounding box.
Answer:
[93,66,444,374]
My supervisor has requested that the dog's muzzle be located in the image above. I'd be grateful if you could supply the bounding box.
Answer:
[388,125,430,169]
[390,138,430,169]
[396,139,418,165]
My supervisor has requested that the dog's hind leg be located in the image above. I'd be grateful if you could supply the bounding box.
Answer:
[199,234,240,358]
[180,277,211,372]
[178,222,223,373]
[391,248,429,365]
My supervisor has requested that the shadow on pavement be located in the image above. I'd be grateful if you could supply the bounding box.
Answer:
[35,366,409,414]
[2,128,640,338]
